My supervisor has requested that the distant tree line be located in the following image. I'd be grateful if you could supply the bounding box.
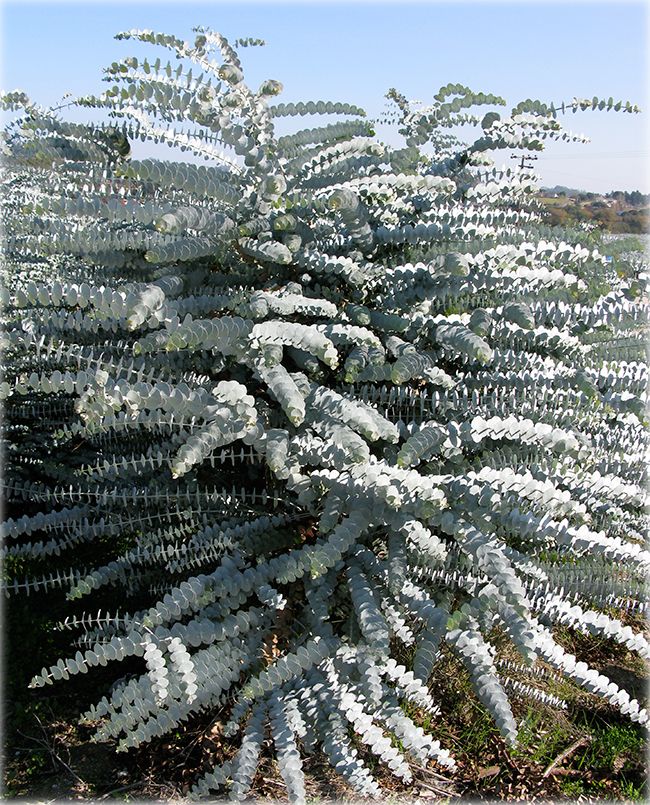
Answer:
[606,190,648,207]
[543,186,649,206]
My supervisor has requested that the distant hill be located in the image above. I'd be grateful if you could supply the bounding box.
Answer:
[540,186,649,206]
[537,187,649,234]
[541,185,584,198]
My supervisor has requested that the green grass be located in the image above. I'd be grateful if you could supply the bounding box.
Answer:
[618,777,647,801]
[576,723,646,773]
[512,707,579,767]
[560,778,608,798]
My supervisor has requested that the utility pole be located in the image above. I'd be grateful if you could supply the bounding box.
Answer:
[511,153,538,171]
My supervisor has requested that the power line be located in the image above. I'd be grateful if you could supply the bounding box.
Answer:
[537,152,649,160]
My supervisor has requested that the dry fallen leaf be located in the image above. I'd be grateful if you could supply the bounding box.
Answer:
[476,765,501,779]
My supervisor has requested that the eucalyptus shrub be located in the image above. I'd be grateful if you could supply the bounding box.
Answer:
[2,28,648,802]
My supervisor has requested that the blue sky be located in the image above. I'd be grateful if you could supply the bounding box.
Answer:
[2,0,648,192]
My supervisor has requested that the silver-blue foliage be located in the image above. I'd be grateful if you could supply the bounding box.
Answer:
[2,25,647,802]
